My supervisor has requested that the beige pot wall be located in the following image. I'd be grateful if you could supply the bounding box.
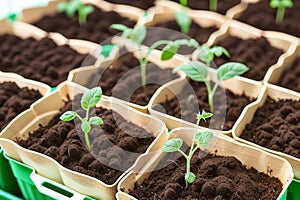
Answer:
[116,128,293,200]
[0,82,167,200]
[68,44,188,113]
[232,84,300,179]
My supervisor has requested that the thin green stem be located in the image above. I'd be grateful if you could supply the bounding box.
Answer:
[276,7,285,23]
[208,81,219,112]
[180,0,187,7]
[178,149,188,159]
[210,0,217,11]
[75,114,84,122]
[85,108,89,121]
[139,40,176,86]
[84,132,91,151]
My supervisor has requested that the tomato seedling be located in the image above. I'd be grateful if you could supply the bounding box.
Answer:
[176,0,192,34]
[269,0,293,23]
[60,87,103,151]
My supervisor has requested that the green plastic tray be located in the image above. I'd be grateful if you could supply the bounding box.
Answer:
[287,179,300,200]
[4,153,96,200]
[0,188,23,200]
[0,147,23,198]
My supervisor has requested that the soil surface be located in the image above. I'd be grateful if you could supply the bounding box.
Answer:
[32,6,136,44]
[128,149,282,200]
[87,52,179,106]
[0,82,42,131]
[104,0,154,10]
[241,97,300,159]
[238,1,300,38]
[144,20,218,54]
[153,80,253,131]
[170,0,240,14]
[0,34,94,87]
[277,57,300,93]
[214,36,284,81]
[17,95,155,184]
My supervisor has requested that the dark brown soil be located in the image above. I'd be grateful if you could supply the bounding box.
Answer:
[170,0,241,14]
[153,80,253,131]
[214,36,284,81]
[277,57,300,93]
[144,20,218,54]
[32,6,136,44]
[238,1,300,38]
[0,34,94,87]
[87,52,179,106]
[17,95,155,184]
[104,0,154,10]
[241,97,300,159]
[0,82,42,131]
[128,149,282,200]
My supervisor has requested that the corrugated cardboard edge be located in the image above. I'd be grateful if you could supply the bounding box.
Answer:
[232,84,300,179]
[116,127,293,200]
[68,42,188,113]
[0,81,167,200]
[265,39,300,85]
[148,68,262,135]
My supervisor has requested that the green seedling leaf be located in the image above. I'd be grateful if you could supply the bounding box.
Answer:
[173,62,208,82]
[174,39,199,48]
[180,0,188,7]
[197,110,213,121]
[161,43,179,60]
[81,87,102,110]
[60,111,77,121]
[217,62,249,81]
[129,25,147,44]
[175,10,192,34]
[89,116,103,125]
[67,0,81,17]
[81,120,91,135]
[185,172,195,183]
[162,138,183,152]
[270,0,293,8]
[111,24,131,32]
[57,2,69,13]
[211,46,230,57]
[195,131,213,147]
[78,5,94,25]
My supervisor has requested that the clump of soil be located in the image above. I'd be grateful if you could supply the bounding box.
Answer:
[0,34,94,87]
[241,97,300,159]
[104,0,154,10]
[0,82,42,131]
[214,36,284,81]
[238,1,300,38]
[153,80,253,131]
[87,52,179,106]
[170,0,240,14]
[32,6,136,44]
[128,149,282,200]
[17,95,155,184]
[277,57,300,93]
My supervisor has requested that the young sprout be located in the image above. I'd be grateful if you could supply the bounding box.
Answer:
[209,0,218,11]
[161,40,238,112]
[111,25,198,86]
[161,110,213,188]
[173,61,248,112]
[58,0,94,25]
[60,87,103,151]
[176,0,192,34]
[270,0,293,23]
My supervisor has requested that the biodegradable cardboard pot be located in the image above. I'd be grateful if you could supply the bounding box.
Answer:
[232,84,300,179]
[139,2,227,48]
[207,20,296,82]
[68,44,188,113]
[0,82,168,200]
[155,0,242,18]
[266,41,300,87]
[116,127,293,200]
[18,0,143,44]
[148,68,262,135]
